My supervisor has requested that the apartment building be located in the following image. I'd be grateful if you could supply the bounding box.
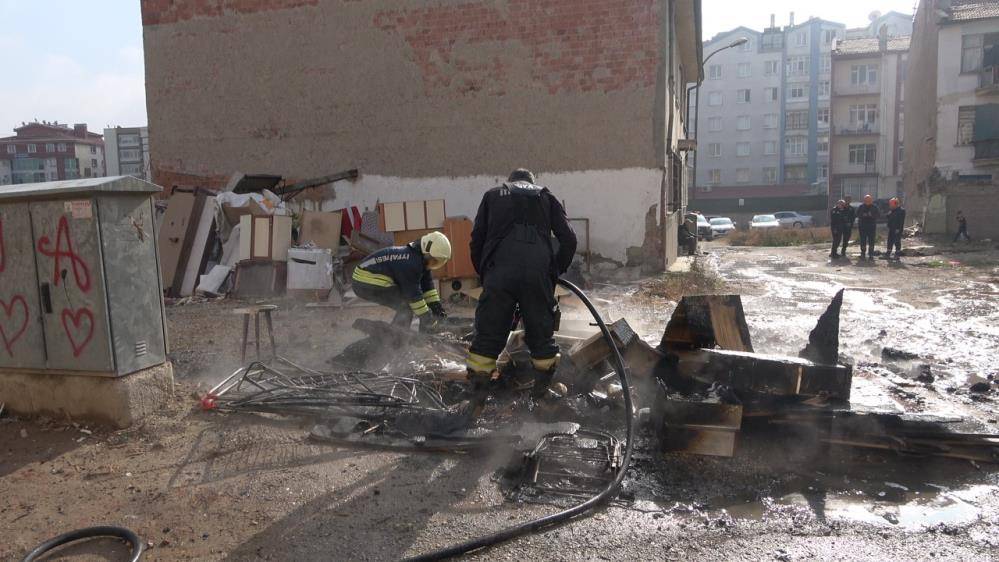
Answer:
[829,33,910,202]
[104,126,150,180]
[0,122,105,185]
[904,0,999,237]
[845,11,915,40]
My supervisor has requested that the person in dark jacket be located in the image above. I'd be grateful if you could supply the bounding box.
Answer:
[463,168,577,416]
[841,195,856,255]
[856,194,880,260]
[829,199,850,258]
[884,197,906,260]
[352,231,451,332]
[953,211,971,242]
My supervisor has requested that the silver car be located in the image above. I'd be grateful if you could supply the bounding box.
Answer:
[773,211,814,228]
[709,217,736,236]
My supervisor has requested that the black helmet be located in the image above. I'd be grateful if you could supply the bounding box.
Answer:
[508,168,535,184]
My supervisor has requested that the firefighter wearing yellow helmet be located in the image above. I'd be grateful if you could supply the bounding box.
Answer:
[352,231,451,332]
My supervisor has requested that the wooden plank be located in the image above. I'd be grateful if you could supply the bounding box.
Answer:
[404,201,427,230]
[426,200,446,228]
[660,295,753,353]
[442,217,475,279]
[157,192,195,287]
[169,191,207,297]
[652,396,743,458]
[382,202,406,232]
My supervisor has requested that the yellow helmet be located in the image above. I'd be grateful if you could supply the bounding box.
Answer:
[420,231,451,270]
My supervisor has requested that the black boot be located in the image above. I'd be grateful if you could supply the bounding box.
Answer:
[530,356,560,401]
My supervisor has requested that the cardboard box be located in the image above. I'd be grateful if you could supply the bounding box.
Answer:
[299,210,343,253]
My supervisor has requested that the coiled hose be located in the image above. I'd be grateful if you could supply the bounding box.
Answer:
[22,526,144,562]
[405,278,635,561]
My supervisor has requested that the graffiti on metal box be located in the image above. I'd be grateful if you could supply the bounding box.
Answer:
[37,215,92,293]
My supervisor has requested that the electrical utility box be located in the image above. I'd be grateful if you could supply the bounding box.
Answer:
[0,176,168,376]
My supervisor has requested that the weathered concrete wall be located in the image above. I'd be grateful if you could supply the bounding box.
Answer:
[902,0,940,220]
[143,0,665,180]
[141,0,692,263]
[0,362,174,428]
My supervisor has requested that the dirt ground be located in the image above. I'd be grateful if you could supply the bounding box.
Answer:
[2,237,998,561]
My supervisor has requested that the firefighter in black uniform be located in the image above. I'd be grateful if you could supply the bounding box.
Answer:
[856,194,880,260]
[352,231,451,332]
[884,197,906,260]
[829,199,850,258]
[464,169,577,414]
[841,195,856,255]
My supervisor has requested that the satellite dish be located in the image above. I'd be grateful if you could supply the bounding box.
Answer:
[869,10,881,22]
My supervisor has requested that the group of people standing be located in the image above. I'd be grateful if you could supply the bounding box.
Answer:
[829,195,907,261]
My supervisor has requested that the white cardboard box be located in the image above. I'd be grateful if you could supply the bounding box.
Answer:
[287,247,334,290]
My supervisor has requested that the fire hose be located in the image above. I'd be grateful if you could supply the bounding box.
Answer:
[405,278,635,561]
[21,526,143,562]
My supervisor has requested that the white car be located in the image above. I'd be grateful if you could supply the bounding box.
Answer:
[695,214,714,240]
[750,214,781,230]
[709,217,736,236]
[773,211,814,228]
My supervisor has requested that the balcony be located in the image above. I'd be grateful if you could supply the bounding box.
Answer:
[833,123,879,136]
[978,66,999,95]
[833,83,880,96]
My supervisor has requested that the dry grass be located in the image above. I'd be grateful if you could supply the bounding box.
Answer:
[639,259,727,301]
[726,227,833,247]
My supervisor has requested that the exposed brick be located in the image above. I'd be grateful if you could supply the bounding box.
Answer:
[372,0,662,97]
[141,0,318,26]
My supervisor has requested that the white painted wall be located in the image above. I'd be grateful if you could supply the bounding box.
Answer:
[935,21,998,177]
[292,168,664,263]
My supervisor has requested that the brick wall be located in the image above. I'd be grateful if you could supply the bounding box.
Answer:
[141,0,669,182]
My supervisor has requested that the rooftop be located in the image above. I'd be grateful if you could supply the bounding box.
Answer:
[833,36,911,56]
[947,0,999,22]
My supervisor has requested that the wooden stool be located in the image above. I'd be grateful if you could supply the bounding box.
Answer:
[233,305,278,362]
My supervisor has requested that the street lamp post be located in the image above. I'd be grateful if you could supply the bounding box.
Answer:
[691,37,749,196]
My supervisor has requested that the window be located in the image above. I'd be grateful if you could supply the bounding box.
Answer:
[764,87,779,102]
[5,145,14,154]
[789,85,806,99]
[764,60,779,75]
[121,163,143,175]
[91,158,98,169]
[849,143,876,164]
[27,144,36,153]
[739,39,752,52]
[785,166,808,181]
[818,81,830,96]
[849,104,879,125]
[708,91,722,106]
[120,149,141,162]
[708,169,721,184]
[90,146,98,154]
[843,177,878,199]
[737,62,752,78]
[763,167,778,184]
[736,89,751,103]
[899,144,905,164]
[796,32,807,47]
[962,35,983,73]
[709,64,722,79]
[821,57,832,73]
[57,143,66,152]
[736,115,751,131]
[817,108,830,126]
[763,113,778,129]
[818,164,829,180]
[736,169,751,183]
[736,142,751,157]
[762,33,783,51]
[824,30,837,45]
[763,140,777,155]
[851,64,878,85]
[708,117,723,132]
[786,110,808,130]
[786,56,809,76]
[817,135,830,153]
[45,143,55,152]
[958,106,976,145]
[119,134,140,147]
[708,143,722,157]
[785,136,807,156]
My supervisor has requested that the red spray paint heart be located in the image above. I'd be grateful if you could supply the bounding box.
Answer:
[0,296,29,356]
[61,308,95,358]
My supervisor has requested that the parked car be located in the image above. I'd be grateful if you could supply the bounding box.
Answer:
[695,213,714,240]
[750,214,781,230]
[709,217,736,236]
[773,211,814,228]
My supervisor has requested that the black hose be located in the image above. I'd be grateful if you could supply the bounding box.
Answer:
[405,278,635,561]
[22,526,144,562]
